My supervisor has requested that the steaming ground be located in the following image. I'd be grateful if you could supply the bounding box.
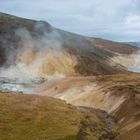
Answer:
[0,12,140,93]
[0,25,66,79]
[0,13,140,93]
[128,53,140,73]
[0,22,69,93]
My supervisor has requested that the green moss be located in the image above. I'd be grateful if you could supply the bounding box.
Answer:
[0,94,82,140]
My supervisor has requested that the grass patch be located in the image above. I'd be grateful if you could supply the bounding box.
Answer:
[0,93,111,140]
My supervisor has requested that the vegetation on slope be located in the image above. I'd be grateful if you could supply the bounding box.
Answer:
[0,93,114,140]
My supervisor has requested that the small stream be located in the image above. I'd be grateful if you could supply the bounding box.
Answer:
[99,111,115,131]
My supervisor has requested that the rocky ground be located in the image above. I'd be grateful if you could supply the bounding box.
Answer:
[37,73,140,139]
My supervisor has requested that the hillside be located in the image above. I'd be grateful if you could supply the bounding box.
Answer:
[88,38,140,69]
[38,73,140,140]
[0,12,139,81]
[0,93,115,140]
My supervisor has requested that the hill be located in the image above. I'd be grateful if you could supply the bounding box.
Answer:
[0,12,139,81]
[126,42,140,47]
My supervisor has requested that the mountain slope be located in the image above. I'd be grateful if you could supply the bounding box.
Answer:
[88,38,140,69]
[1,12,138,80]
[38,73,140,140]
[89,38,138,54]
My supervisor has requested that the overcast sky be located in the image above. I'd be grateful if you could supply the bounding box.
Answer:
[0,0,140,42]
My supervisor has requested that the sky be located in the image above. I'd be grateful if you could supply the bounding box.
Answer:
[0,0,140,42]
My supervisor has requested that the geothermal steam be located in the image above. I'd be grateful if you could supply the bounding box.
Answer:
[128,51,140,73]
[0,22,66,82]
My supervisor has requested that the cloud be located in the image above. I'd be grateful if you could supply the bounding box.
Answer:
[125,15,140,28]
[0,0,140,41]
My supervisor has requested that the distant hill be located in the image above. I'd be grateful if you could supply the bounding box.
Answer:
[125,42,140,47]
[38,73,140,140]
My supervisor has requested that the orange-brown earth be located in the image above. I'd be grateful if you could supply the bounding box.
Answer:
[37,73,140,139]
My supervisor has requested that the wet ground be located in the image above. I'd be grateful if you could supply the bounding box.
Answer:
[0,77,46,94]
